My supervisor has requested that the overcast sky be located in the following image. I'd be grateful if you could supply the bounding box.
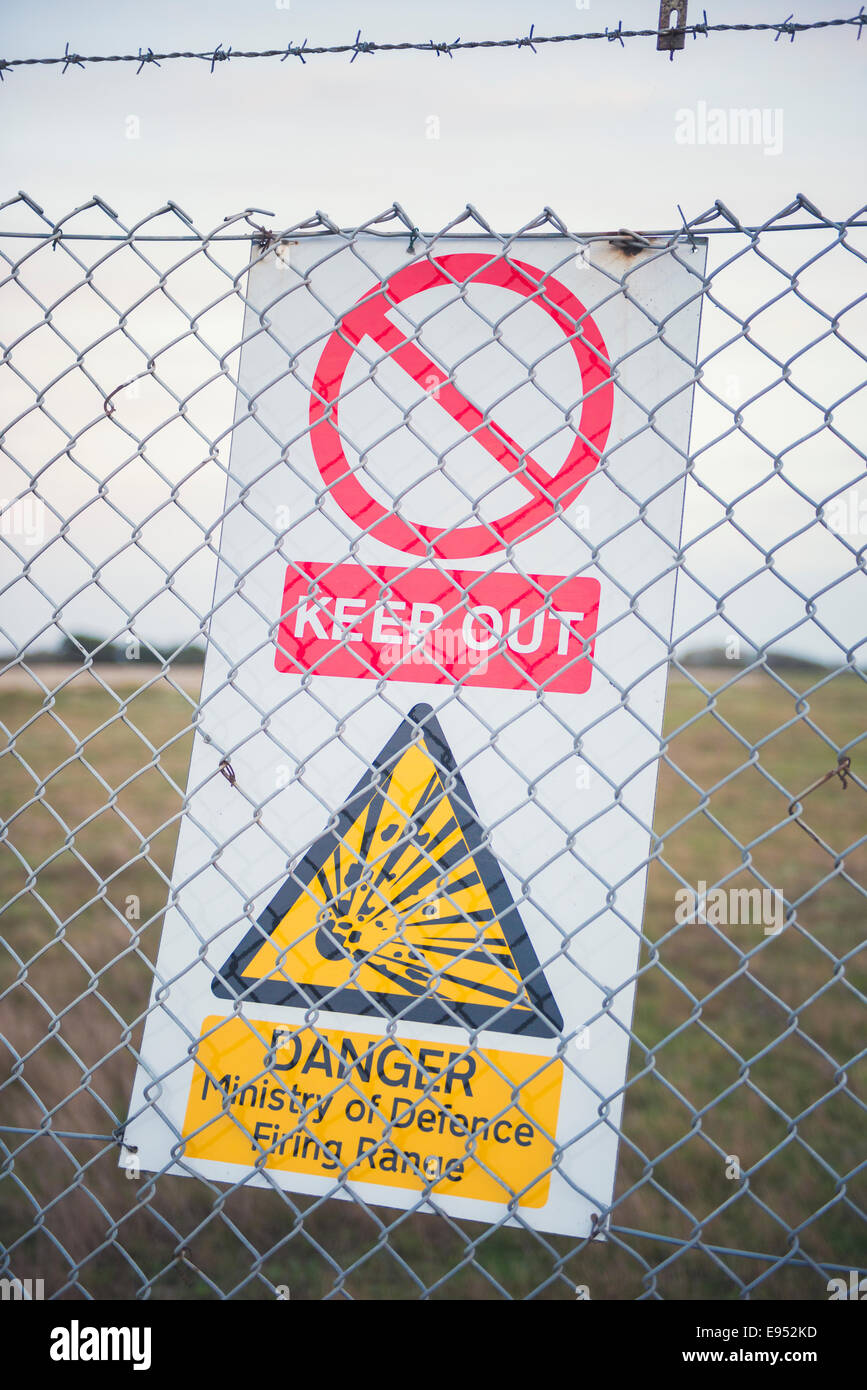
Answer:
[1,0,864,232]
[1,0,865,666]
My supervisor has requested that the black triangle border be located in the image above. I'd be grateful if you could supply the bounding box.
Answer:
[211,703,563,1039]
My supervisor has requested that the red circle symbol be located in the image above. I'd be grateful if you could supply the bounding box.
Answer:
[309,253,613,559]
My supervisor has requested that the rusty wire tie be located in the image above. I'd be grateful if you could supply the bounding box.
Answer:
[218,759,237,788]
[787,756,853,848]
[103,367,155,417]
[178,1247,198,1286]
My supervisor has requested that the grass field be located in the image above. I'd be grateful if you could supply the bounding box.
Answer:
[1,662,865,1299]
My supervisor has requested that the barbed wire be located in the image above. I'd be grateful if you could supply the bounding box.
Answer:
[0,12,865,80]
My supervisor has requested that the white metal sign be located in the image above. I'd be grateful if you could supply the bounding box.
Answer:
[125,232,706,1236]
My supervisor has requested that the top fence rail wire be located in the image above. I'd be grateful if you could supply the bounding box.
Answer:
[0,195,865,1300]
[1,192,867,244]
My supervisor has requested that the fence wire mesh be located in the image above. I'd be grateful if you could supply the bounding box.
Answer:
[0,194,865,1300]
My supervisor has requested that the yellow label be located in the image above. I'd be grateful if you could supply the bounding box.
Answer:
[182,1016,563,1208]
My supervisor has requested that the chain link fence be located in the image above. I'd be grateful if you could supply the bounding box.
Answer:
[0,193,865,1300]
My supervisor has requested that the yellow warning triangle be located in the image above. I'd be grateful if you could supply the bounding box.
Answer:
[212,705,562,1037]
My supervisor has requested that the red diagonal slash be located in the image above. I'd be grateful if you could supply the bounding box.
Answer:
[345,303,553,506]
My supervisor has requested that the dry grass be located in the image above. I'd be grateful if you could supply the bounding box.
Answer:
[1,662,865,1299]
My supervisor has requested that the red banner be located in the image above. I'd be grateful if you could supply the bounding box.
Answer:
[275,562,600,694]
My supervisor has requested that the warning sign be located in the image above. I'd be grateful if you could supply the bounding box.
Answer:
[212,705,563,1037]
[124,229,707,1237]
[182,1019,563,1206]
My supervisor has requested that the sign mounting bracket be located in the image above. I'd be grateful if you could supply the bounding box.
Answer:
[657,0,689,58]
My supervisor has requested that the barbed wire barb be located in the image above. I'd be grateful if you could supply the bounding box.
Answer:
[61,41,85,75]
[136,47,160,75]
[209,43,232,73]
[518,24,538,53]
[281,40,308,64]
